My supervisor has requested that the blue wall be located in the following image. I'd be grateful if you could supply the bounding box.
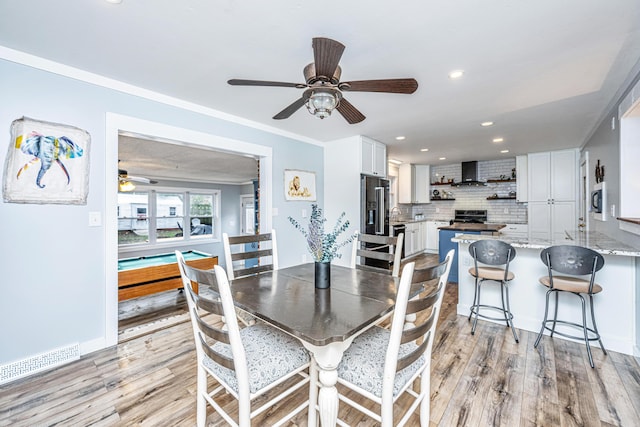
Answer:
[0,58,323,364]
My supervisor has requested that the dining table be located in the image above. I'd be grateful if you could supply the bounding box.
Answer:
[229,262,425,427]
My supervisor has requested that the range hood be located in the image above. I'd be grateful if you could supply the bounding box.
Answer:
[452,161,486,186]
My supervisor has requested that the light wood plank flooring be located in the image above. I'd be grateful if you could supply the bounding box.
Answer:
[1,255,639,426]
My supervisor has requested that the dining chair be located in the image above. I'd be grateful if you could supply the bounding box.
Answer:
[534,245,606,368]
[175,251,313,427]
[223,230,278,280]
[335,249,454,427]
[351,231,405,277]
[467,239,519,343]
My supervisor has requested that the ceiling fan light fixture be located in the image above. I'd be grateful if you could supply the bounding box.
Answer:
[306,90,340,119]
[118,179,135,192]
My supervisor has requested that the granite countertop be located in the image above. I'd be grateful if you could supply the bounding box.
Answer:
[451,231,640,257]
[439,222,506,232]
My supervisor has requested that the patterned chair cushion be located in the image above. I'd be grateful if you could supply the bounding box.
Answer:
[337,326,426,398]
[203,323,309,394]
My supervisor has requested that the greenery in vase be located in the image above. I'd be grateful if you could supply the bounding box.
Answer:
[288,204,356,263]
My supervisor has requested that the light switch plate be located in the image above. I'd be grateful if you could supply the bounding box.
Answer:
[89,211,101,227]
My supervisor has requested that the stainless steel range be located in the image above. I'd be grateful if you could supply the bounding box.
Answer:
[452,209,487,224]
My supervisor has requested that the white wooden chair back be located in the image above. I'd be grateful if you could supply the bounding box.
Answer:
[222,229,278,280]
[350,231,405,277]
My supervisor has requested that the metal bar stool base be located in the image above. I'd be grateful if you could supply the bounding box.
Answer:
[468,303,519,343]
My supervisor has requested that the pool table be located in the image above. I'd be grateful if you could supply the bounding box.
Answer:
[118,250,218,301]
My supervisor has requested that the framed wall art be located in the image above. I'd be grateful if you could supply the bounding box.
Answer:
[284,169,316,201]
[2,117,91,204]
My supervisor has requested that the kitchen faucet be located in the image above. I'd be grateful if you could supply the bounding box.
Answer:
[390,206,401,220]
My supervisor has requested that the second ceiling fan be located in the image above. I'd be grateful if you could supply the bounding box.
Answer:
[228,37,418,124]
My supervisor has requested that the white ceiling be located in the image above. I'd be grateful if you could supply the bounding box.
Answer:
[2,0,640,180]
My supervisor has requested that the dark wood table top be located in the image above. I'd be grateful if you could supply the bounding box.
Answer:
[229,263,424,346]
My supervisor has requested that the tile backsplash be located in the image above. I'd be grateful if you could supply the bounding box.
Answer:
[400,158,528,224]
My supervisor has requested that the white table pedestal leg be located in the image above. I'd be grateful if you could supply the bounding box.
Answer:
[303,341,352,426]
[318,369,339,426]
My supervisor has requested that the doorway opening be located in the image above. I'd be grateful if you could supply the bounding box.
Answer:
[106,113,273,346]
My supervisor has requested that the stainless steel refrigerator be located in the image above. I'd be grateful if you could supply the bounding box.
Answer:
[360,175,391,269]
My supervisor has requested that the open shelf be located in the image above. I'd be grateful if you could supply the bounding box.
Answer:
[486,196,516,200]
[487,179,516,183]
[430,198,456,201]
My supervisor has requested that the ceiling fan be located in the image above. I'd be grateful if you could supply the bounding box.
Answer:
[118,167,157,192]
[228,37,418,124]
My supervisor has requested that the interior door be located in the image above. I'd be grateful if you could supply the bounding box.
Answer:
[240,194,258,268]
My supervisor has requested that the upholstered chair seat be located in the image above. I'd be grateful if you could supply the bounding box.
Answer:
[538,275,602,294]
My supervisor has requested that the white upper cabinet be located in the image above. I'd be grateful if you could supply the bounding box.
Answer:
[360,136,387,177]
[528,149,577,202]
[515,155,528,203]
[527,149,578,240]
[398,164,430,204]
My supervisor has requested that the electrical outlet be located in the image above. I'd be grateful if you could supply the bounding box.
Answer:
[436,207,440,213]
[503,208,509,214]
[302,209,307,218]
[611,204,616,217]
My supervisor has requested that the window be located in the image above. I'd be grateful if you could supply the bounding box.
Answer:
[117,189,220,247]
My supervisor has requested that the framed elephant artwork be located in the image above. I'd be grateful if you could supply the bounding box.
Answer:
[2,117,91,204]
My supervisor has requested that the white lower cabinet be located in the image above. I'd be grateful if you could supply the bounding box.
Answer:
[426,221,448,252]
[404,221,428,256]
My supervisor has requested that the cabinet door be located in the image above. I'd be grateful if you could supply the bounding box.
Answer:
[413,165,430,203]
[418,221,427,252]
[404,223,416,255]
[373,142,387,177]
[528,201,551,240]
[360,138,375,176]
[528,152,551,202]
[551,150,576,201]
[516,155,528,202]
[398,164,413,204]
[551,201,576,238]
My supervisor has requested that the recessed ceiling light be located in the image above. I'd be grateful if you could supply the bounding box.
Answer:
[420,148,429,152]
[448,70,464,79]
[105,0,122,3]
[492,137,504,143]
[481,121,494,127]
[439,157,446,160]
[388,159,403,165]
[500,150,510,153]
[395,136,406,141]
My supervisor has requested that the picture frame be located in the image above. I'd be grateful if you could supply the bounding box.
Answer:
[2,117,91,204]
[284,169,316,201]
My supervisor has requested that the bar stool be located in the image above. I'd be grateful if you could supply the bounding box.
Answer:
[534,245,606,368]
[468,239,519,342]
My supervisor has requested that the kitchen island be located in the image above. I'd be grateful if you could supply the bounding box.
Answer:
[439,222,506,282]
[452,231,640,356]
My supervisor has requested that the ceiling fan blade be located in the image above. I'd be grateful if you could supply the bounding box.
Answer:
[273,96,308,120]
[312,38,345,79]
[340,78,418,94]
[227,79,306,88]
[336,98,366,124]
[128,175,158,184]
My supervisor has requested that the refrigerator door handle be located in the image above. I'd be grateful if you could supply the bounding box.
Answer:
[375,186,385,234]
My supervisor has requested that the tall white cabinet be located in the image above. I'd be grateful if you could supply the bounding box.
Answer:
[527,149,578,240]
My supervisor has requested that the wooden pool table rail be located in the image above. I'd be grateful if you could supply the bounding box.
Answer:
[118,255,218,301]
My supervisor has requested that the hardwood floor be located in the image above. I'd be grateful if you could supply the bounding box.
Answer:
[1,254,639,426]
